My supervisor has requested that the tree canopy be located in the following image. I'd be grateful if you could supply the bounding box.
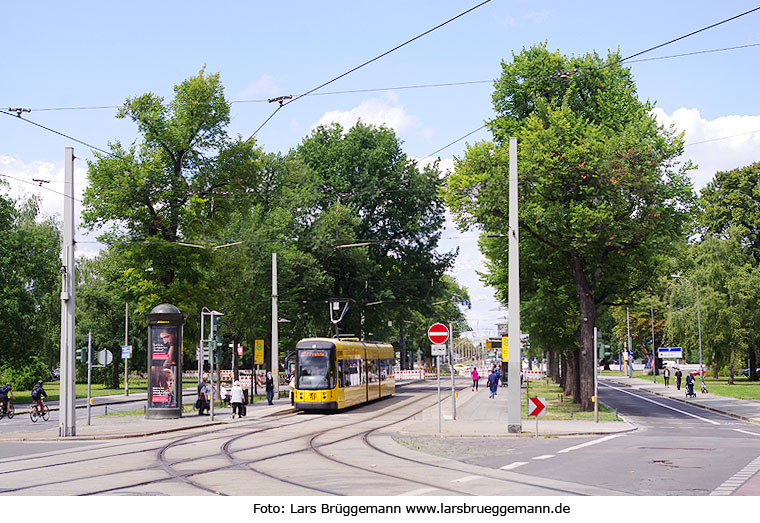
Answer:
[444,44,695,409]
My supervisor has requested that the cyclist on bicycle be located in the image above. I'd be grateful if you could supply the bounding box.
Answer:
[0,383,14,415]
[31,381,47,415]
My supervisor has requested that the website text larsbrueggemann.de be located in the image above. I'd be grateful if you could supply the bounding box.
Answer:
[254,502,572,517]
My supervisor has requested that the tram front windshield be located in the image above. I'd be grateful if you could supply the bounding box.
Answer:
[297,349,335,389]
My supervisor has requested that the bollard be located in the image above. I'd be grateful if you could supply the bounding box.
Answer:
[105,405,108,416]
[570,405,573,419]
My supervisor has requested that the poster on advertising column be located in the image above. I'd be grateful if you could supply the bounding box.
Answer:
[151,324,178,408]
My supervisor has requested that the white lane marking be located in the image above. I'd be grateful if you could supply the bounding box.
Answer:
[402,487,439,496]
[601,382,720,425]
[500,461,528,470]
[733,429,760,437]
[533,454,555,460]
[557,434,623,453]
[452,475,481,483]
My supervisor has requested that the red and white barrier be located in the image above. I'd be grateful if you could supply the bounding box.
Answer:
[524,370,545,380]
[393,369,426,381]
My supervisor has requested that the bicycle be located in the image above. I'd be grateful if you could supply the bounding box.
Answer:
[29,402,49,422]
[0,402,14,420]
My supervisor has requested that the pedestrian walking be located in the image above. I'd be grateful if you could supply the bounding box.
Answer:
[493,367,500,395]
[230,380,245,418]
[289,372,296,406]
[487,370,498,399]
[196,377,209,416]
[220,382,230,406]
[685,373,696,397]
[265,371,275,405]
[675,367,683,390]
[663,366,670,388]
[471,367,479,391]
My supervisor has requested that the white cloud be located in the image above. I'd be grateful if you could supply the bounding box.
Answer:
[652,107,760,191]
[524,9,553,24]
[312,93,425,135]
[239,75,282,99]
[0,155,101,257]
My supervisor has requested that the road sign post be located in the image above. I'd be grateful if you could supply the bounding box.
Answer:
[427,323,450,345]
[528,396,546,437]
[428,324,450,434]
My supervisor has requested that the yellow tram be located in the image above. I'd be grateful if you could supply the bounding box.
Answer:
[293,337,395,410]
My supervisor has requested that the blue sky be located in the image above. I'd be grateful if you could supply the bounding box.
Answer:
[2,1,760,337]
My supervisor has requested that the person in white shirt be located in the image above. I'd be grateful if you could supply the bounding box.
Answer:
[230,380,245,418]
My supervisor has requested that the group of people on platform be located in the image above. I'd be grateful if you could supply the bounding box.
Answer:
[195,371,276,417]
[471,365,523,399]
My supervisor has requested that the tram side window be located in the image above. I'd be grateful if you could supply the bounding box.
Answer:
[367,360,378,383]
[339,359,362,387]
[380,359,392,380]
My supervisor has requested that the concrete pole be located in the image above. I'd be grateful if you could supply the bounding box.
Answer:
[626,307,633,378]
[86,332,92,425]
[59,147,76,437]
[210,312,216,421]
[449,322,456,420]
[651,300,656,384]
[593,327,598,423]
[272,253,279,397]
[124,303,129,396]
[507,137,522,434]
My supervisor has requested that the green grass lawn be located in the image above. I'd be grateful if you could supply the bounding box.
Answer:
[522,379,618,421]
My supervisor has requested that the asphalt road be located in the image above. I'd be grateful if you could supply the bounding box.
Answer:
[398,379,760,495]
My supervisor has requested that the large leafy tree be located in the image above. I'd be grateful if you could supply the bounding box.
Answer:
[699,161,760,378]
[294,122,457,339]
[82,69,269,316]
[444,44,695,409]
[0,192,61,375]
[665,230,760,382]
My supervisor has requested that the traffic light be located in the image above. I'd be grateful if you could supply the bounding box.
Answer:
[77,347,88,363]
[598,342,610,361]
[212,315,222,333]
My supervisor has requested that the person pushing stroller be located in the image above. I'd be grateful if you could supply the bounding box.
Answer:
[685,373,696,398]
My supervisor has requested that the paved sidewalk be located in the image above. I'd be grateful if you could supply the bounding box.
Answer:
[603,374,760,424]
[397,380,636,437]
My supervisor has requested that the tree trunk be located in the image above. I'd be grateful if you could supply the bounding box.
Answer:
[712,350,719,379]
[573,259,597,411]
[559,351,567,389]
[565,347,580,401]
[749,347,757,382]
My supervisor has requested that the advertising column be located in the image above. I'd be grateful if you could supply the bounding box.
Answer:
[146,304,186,419]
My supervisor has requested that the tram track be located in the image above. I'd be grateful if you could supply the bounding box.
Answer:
[1,381,602,496]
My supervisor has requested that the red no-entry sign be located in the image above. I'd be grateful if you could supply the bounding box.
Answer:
[427,323,450,344]
[528,397,546,417]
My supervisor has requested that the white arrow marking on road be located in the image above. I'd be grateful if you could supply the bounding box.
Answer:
[601,382,720,425]
[557,434,623,453]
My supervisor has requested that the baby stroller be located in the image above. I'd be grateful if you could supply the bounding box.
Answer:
[685,376,696,398]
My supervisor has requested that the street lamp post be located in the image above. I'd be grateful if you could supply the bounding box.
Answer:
[671,274,704,393]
